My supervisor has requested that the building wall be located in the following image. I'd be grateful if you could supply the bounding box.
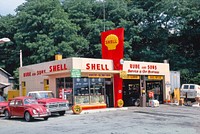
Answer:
[71,57,113,70]
[0,69,14,94]
[123,61,171,101]
[19,58,70,95]
[0,71,9,83]
[19,57,171,102]
[19,57,114,96]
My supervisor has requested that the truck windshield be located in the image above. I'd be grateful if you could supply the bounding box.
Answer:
[190,85,195,89]
[38,92,54,99]
[183,85,189,89]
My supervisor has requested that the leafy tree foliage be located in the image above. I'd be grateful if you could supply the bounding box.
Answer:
[14,0,88,64]
[0,0,200,86]
[0,15,17,73]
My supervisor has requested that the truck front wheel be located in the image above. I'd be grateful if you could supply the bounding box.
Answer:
[58,111,65,116]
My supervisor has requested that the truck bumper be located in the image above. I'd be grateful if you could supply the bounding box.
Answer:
[49,107,69,113]
[0,109,3,114]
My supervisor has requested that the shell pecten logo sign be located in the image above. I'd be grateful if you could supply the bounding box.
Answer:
[105,34,119,50]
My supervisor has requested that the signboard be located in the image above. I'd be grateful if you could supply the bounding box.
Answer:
[120,71,140,79]
[123,61,170,75]
[120,71,127,78]
[117,99,124,108]
[88,74,111,78]
[122,75,140,79]
[72,105,82,114]
[148,75,163,80]
[71,69,81,78]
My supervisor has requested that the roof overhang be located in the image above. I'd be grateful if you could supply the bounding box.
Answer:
[81,70,120,74]
[0,82,10,89]
[43,70,70,76]
[43,70,120,76]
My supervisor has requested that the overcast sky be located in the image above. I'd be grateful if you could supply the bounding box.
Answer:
[0,0,25,16]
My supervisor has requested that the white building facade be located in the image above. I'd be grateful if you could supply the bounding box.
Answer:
[19,57,171,108]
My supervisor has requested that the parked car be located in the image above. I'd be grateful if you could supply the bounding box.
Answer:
[4,97,51,122]
[180,84,200,102]
[0,96,8,115]
[27,91,69,116]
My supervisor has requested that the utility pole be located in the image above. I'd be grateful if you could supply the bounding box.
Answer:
[103,0,105,31]
[20,50,23,67]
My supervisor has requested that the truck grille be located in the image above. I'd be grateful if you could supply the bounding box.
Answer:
[59,103,66,107]
[49,104,59,108]
[47,102,67,112]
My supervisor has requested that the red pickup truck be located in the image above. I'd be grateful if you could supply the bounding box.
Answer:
[27,91,69,116]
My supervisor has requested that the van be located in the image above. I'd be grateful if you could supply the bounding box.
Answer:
[180,84,200,102]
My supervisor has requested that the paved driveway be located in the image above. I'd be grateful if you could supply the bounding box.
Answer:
[0,105,199,134]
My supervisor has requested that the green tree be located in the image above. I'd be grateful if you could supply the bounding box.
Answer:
[0,15,18,73]
[63,0,130,58]
[1,0,200,86]
[158,0,200,83]
[14,0,88,65]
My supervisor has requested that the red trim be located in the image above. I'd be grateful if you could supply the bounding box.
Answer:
[81,104,107,110]
[101,28,124,108]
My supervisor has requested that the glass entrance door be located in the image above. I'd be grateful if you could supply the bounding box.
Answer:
[56,77,73,106]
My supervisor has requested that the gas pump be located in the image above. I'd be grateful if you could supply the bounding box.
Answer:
[58,88,72,105]
[58,88,65,99]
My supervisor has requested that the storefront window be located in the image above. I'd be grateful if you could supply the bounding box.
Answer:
[74,96,90,104]
[90,78,105,104]
[73,78,105,105]
[74,78,89,96]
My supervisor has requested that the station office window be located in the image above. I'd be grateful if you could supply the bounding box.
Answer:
[56,77,73,105]
[73,78,105,105]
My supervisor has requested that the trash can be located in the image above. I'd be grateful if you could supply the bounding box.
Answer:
[140,95,146,107]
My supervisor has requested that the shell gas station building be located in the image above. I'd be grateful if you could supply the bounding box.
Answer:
[19,28,171,109]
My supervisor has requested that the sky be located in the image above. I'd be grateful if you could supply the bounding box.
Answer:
[0,0,26,16]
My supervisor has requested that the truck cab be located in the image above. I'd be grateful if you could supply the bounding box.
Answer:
[27,91,69,116]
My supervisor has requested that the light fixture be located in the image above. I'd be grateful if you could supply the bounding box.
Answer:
[0,38,10,44]
[120,59,124,65]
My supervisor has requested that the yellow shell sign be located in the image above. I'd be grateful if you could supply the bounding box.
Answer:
[72,105,82,114]
[105,34,119,50]
[117,99,124,108]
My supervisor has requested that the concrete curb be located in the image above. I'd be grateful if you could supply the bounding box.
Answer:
[66,107,128,115]
[81,107,128,114]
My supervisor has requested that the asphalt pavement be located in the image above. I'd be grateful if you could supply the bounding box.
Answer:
[0,104,200,134]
